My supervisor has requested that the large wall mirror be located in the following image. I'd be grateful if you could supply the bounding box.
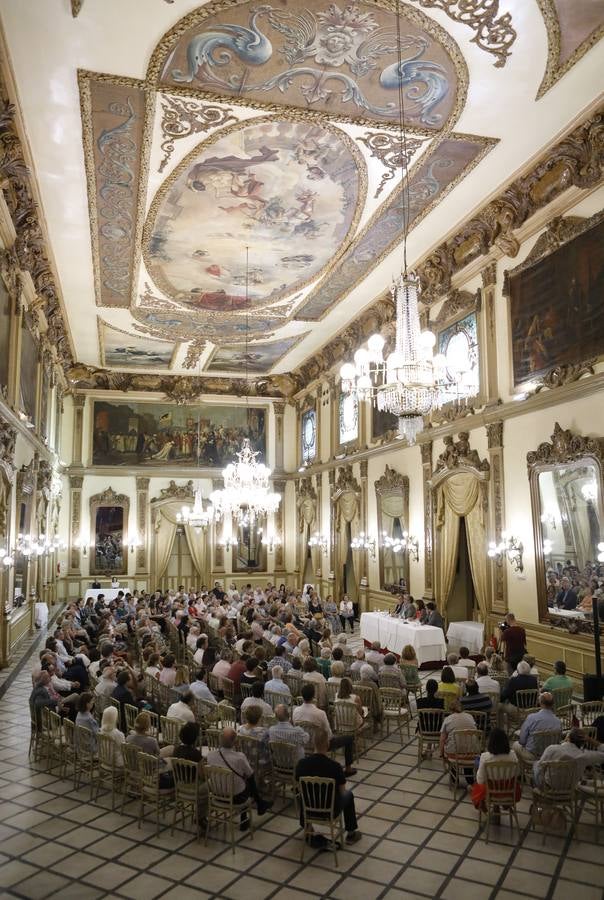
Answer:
[528,423,604,633]
[234,510,267,572]
[89,488,129,577]
[375,465,410,592]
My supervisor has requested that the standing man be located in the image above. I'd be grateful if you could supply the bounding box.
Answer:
[499,613,527,674]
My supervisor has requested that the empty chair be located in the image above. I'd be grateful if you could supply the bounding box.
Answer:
[530,759,579,844]
[94,733,124,810]
[446,729,482,795]
[379,687,410,744]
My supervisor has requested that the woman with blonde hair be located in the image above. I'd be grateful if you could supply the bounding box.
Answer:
[336,677,364,725]
[173,666,191,695]
[100,705,125,766]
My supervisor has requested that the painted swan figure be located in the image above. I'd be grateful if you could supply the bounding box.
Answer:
[379,37,448,127]
[171,6,274,83]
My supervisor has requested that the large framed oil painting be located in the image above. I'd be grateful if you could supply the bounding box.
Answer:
[509,216,604,387]
[92,400,266,467]
[372,406,398,441]
[89,488,130,576]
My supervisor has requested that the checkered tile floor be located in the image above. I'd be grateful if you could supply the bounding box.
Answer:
[0,631,602,900]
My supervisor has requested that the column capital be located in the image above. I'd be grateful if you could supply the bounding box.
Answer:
[486,420,504,449]
[481,261,497,289]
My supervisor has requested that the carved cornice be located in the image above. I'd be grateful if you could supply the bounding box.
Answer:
[432,289,480,328]
[136,477,151,490]
[69,475,84,490]
[374,464,409,496]
[420,441,433,466]
[90,486,129,506]
[535,360,596,393]
[151,479,195,503]
[0,95,73,369]
[527,422,603,471]
[0,413,16,475]
[434,431,490,474]
[37,459,53,495]
[297,476,317,504]
[333,464,361,497]
[426,403,476,429]
[481,261,497,289]
[416,109,604,305]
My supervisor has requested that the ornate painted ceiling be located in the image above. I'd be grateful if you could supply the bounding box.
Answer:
[0,0,602,382]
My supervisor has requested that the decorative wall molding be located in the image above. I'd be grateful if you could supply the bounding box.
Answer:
[534,360,596,393]
[158,95,237,173]
[433,431,490,475]
[408,0,516,69]
[536,0,604,99]
[526,421,604,470]
[432,289,480,328]
[420,440,434,596]
[151,479,195,503]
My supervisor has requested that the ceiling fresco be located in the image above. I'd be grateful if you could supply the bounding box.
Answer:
[143,118,366,312]
[1,0,602,382]
[153,0,466,129]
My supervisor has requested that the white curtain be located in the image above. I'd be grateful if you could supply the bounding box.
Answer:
[436,472,488,619]
[184,524,208,586]
[154,511,177,583]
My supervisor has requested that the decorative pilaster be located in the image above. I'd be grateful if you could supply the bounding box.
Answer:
[358,459,369,611]
[273,401,285,473]
[486,420,506,614]
[481,262,499,407]
[212,477,225,572]
[71,393,86,466]
[68,475,83,575]
[135,477,150,575]
[328,468,336,578]
[273,478,286,573]
[420,441,434,599]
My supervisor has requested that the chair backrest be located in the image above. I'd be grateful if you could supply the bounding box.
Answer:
[400,663,421,686]
[531,729,563,759]
[484,760,519,805]
[237,733,263,771]
[160,716,182,747]
[379,686,404,712]
[222,677,235,703]
[379,670,401,688]
[540,759,579,797]
[551,687,574,711]
[515,689,540,710]
[578,700,604,725]
[97,732,118,768]
[205,765,236,806]
[298,721,321,753]
[417,709,445,737]
[147,710,160,738]
[333,700,359,733]
[122,742,142,774]
[76,723,97,755]
[62,717,76,753]
[484,691,499,709]
[355,684,375,710]
[299,776,336,823]
[284,671,303,693]
[206,727,222,750]
[240,683,255,700]
[172,757,200,793]
[452,729,482,758]
[269,740,298,775]
[124,704,139,734]
[325,682,339,704]
[468,710,488,738]
[217,703,237,728]
[48,709,62,743]
[195,698,218,723]
[108,697,121,712]
[208,672,222,695]
[138,750,162,788]
[265,689,291,711]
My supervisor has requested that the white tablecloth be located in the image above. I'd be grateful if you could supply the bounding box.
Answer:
[548,607,587,619]
[84,588,122,604]
[34,602,49,627]
[360,612,447,665]
[446,620,485,654]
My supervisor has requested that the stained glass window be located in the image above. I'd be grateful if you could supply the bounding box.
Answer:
[437,311,480,401]
[339,391,358,445]
[301,408,317,463]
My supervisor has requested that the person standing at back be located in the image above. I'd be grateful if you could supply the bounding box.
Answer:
[499,613,527,674]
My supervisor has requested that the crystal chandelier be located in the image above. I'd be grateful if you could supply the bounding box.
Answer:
[208,246,280,523]
[176,484,214,532]
[210,438,280,523]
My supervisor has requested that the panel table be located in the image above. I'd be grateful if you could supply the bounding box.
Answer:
[360,612,447,665]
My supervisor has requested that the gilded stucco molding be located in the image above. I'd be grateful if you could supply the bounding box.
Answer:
[358,131,428,199]
[158,94,238,173]
[536,0,604,99]
[408,1,516,68]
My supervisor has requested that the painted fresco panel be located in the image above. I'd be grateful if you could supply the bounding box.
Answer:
[92,400,266,467]
[510,219,604,386]
[102,322,175,369]
[206,336,301,373]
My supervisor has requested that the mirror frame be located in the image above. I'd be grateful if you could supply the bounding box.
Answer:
[527,422,604,630]
[89,486,130,577]
[375,465,410,592]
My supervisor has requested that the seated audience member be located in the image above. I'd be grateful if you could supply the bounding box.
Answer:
[512,692,562,763]
[457,647,476,672]
[471,728,519,812]
[240,682,273,719]
[302,657,327,708]
[173,667,191,696]
[327,660,345,686]
[167,691,196,724]
[379,653,407,689]
[292,684,356,776]
[439,699,477,783]
[127,711,174,777]
[265,665,291,696]
[29,671,60,723]
[212,649,233,686]
[159,655,177,687]
[266,644,292,674]
[316,647,332,678]
[437,666,461,707]
[541,660,574,693]
[460,680,493,712]
[555,576,578,610]
[189,670,217,705]
[533,728,604,787]
[358,666,384,731]
[446,653,469,681]
[350,649,366,675]
[359,663,379,685]
[365,641,384,668]
[193,635,209,667]
[207,727,272,829]
[500,660,538,715]
[475,662,501,696]
[76,692,99,748]
[144,653,161,679]
[488,653,506,676]
[295,728,362,846]
[268,705,309,759]
[240,657,262,688]
[172,722,205,774]
[100,705,125,764]
[416,679,445,711]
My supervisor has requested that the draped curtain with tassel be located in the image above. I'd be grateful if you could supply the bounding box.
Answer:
[380,494,406,586]
[435,472,488,619]
[184,524,208,586]
[335,491,360,599]
[153,510,178,584]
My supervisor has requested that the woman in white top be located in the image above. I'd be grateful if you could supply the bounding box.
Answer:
[336,677,364,728]
[472,727,519,811]
[100,705,126,766]
[339,595,355,633]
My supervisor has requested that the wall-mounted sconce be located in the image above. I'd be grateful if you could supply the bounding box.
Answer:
[382,531,419,562]
[308,532,328,555]
[0,548,14,567]
[129,533,141,554]
[220,535,233,552]
[488,531,524,574]
[75,535,88,557]
[543,538,553,558]
[598,541,604,563]
[540,509,558,530]
[351,531,377,560]
[15,534,64,558]
[264,534,282,553]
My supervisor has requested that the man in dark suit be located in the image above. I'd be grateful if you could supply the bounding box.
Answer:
[555,577,578,609]
[426,601,444,629]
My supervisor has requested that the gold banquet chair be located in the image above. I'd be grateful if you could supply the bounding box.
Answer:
[299,776,344,867]
[479,760,521,844]
[205,765,254,853]
[94,733,125,810]
[171,758,206,839]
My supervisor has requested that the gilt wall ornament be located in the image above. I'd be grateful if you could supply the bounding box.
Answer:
[91,487,129,507]
[526,422,603,471]
[534,360,596,393]
[333,463,361,496]
[432,289,480,327]
[158,96,238,173]
[297,477,318,532]
[374,464,409,494]
[434,431,490,474]
[358,131,426,198]
[151,480,195,503]
[408,0,516,68]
